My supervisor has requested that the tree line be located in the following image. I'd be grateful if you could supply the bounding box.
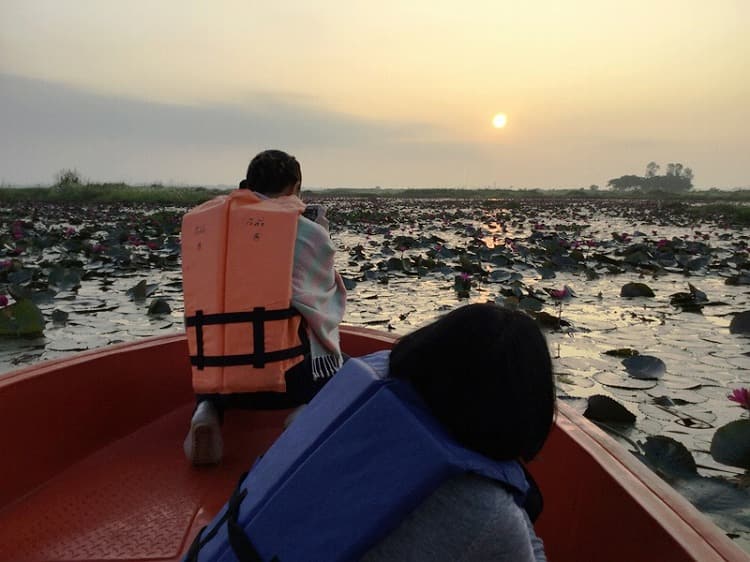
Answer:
[607,162,694,193]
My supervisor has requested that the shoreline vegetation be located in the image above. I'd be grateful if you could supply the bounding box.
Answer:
[3,182,750,225]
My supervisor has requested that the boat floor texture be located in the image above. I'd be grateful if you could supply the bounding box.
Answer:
[0,404,288,562]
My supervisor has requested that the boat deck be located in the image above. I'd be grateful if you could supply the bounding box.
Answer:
[0,403,287,561]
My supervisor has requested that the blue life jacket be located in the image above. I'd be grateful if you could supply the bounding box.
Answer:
[185,351,529,562]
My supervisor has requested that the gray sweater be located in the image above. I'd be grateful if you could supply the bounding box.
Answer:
[360,473,547,562]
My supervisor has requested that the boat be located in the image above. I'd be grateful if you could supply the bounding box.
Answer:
[0,326,746,562]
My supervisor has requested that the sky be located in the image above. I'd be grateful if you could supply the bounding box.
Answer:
[1,1,748,189]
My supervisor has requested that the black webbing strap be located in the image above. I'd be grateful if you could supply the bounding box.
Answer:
[184,487,247,561]
[189,344,306,369]
[226,490,268,562]
[184,470,280,561]
[185,308,301,328]
[186,307,303,371]
[252,307,265,368]
[194,310,205,370]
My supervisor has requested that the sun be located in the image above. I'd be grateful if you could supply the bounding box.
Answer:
[492,113,508,129]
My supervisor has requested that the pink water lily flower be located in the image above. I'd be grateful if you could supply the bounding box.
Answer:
[546,285,575,300]
[728,387,750,410]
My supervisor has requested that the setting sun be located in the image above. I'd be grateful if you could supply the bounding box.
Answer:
[492,113,508,129]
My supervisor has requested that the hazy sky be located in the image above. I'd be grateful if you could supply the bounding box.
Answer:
[1,1,748,189]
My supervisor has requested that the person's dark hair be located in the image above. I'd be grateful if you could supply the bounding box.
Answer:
[239,149,301,195]
[389,303,555,462]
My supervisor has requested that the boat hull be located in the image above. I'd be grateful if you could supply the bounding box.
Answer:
[0,328,745,561]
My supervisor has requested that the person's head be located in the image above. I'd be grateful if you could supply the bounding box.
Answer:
[239,149,302,197]
[389,303,555,462]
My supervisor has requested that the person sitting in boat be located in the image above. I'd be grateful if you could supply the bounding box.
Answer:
[360,303,553,561]
[180,149,347,465]
[186,303,553,561]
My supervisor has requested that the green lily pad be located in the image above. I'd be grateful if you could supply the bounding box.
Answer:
[8,268,34,286]
[147,298,172,315]
[51,309,69,325]
[594,371,657,390]
[604,348,640,358]
[386,257,405,271]
[729,311,750,334]
[48,266,82,291]
[622,355,666,379]
[710,419,750,469]
[0,299,45,337]
[127,280,159,300]
[583,394,636,424]
[637,435,698,479]
[620,282,655,298]
[517,296,544,312]
[489,269,513,282]
[341,276,358,291]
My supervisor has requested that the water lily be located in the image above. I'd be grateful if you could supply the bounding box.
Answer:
[545,285,575,300]
[728,387,750,410]
[454,272,472,298]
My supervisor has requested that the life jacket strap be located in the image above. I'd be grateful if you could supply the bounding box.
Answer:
[189,346,306,369]
[185,308,302,327]
[185,470,280,562]
[226,487,272,561]
[186,307,304,370]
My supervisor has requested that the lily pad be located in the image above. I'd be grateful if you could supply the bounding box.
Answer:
[517,296,544,312]
[488,269,513,283]
[0,299,45,337]
[51,309,69,325]
[583,394,636,424]
[622,355,666,379]
[341,276,358,291]
[8,269,34,286]
[48,267,82,291]
[729,311,750,334]
[594,371,657,390]
[604,348,639,358]
[710,419,750,469]
[620,282,655,298]
[147,298,172,315]
[127,280,160,300]
[637,435,698,479]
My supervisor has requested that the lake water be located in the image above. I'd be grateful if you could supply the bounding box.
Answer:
[1,197,748,549]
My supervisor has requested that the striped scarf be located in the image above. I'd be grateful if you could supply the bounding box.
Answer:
[271,195,347,380]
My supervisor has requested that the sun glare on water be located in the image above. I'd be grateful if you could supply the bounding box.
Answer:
[492,113,508,129]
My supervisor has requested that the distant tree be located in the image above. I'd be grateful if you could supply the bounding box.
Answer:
[589,184,599,191]
[647,162,693,192]
[608,162,694,194]
[54,169,82,187]
[607,174,644,191]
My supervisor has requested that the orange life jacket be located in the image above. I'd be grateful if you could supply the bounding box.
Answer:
[181,189,307,394]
